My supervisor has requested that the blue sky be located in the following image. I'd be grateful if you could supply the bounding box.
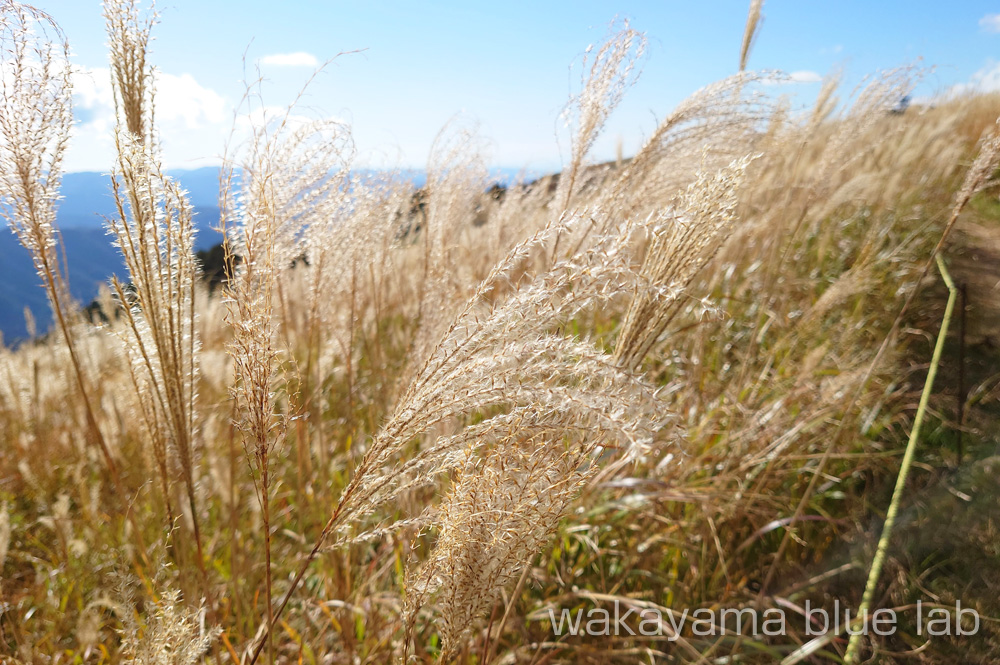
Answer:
[27,1,1000,173]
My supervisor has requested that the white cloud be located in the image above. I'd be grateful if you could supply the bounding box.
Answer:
[788,70,822,83]
[71,68,113,120]
[979,13,1000,33]
[762,70,822,86]
[66,66,230,171]
[157,73,227,128]
[971,61,1000,91]
[259,52,319,68]
[69,67,117,160]
[946,60,1000,98]
[72,67,226,133]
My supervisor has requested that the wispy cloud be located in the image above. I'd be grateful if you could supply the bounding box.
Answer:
[949,60,1000,96]
[259,52,319,67]
[65,66,229,170]
[762,70,822,86]
[72,67,226,133]
[789,70,822,83]
[980,14,1000,33]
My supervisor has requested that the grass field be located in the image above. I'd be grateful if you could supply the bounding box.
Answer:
[2,1,1000,663]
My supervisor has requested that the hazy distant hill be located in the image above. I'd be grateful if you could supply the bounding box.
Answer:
[0,167,223,343]
[0,166,531,343]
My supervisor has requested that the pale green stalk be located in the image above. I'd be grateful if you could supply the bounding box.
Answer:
[842,254,956,664]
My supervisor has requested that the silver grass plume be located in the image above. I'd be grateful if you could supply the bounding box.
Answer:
[553,20,646,217]
[106,137,201,542]
[615,155,753,369]
[403,156,753,656]
[223,94,354,662]
[553,72,772,264]
[303,173,401,414]
[0,1,132,509]
[609,73,772,219]
[103,0,206,570]
[415,120,490,361]
[249,115,353,273]
[739,0,764,72]
[0,2,72,286]
[103,0,154,145]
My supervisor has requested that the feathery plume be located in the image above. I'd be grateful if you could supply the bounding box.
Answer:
[739,0,764,72]
[103,0,206,574]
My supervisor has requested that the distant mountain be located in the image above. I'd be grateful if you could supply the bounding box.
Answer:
[0,165,535,343]
[55,166,224,229]
[0,167,223,343]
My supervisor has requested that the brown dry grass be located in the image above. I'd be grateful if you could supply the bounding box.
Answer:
[1,1,1000,663]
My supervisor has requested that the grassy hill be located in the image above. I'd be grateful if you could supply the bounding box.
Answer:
[2,2,1000,663]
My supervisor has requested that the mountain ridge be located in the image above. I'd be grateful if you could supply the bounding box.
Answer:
[1,167,224,342]
[0,165,537,342]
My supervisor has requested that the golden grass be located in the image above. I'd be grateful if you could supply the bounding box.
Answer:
[1,1,1000,663]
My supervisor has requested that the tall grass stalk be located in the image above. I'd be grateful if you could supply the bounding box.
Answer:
[0,0,153,568]
[102,0,207,581]
[841,254,956,663]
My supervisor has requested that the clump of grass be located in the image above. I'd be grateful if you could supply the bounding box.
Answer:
[117,586,220,665]
[0,1,153,571]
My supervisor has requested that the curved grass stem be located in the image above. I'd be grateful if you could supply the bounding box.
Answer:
[842,254,956,664]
